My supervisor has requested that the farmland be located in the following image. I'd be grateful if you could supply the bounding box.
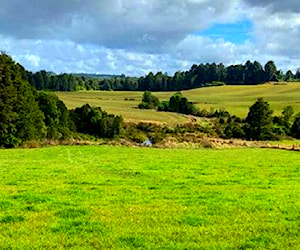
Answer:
[56,82,300,125]
[0,146,299,249]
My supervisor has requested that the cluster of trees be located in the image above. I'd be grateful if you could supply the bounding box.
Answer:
[157,92,200,116]
[24,61,300,92]
[0,53,123,148]
[139,91,229,118]
[70,104,123,138]
[26,70,101,91]
[138,91,300,140]
[138,91,160,109]
[216,98,300,140]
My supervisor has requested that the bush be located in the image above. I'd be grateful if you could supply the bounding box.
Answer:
[138,91,159,109]
[157,101,169,111]
[123,125,147,143]
[70,104,123,138]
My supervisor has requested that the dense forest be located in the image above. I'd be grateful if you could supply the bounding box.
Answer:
[25,61,300,92]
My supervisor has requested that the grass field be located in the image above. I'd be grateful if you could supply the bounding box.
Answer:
[56,82,300,125]
[0,146,299,249]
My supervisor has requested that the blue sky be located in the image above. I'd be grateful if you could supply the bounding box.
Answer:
[0,0,299,75]
[198,19,253,44]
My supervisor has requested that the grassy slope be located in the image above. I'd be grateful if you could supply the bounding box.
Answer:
[56,82,300,125]
[0,146,299,249]
[56,91,188,125]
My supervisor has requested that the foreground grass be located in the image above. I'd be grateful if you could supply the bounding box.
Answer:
[56,82,300,124]
[0,146,299,249]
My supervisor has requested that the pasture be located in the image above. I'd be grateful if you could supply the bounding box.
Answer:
[56,83,300,125]
[0,146,299,249]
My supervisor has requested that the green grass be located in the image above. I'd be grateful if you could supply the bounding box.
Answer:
[56,82,300,124]
[0,146,299,249]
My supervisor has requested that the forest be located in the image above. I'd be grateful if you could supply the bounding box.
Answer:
[26,61,300,92]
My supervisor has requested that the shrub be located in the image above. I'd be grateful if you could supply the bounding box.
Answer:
[70,104,123,138]
[138,91,159,109]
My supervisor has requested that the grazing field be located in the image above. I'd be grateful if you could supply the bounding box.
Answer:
[0,146,299,249]
[56,83,300,124]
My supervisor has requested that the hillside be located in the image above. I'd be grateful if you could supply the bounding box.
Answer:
[56,82,300,125]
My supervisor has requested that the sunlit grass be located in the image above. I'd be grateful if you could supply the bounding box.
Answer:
[56,82,300,124]
[0,146,299,248]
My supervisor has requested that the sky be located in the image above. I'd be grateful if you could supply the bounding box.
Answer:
[0,0,300,76]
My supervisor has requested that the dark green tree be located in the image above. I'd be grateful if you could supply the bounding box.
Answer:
[244,98,274,140]
[0,53,46,147]
[295,69,300,80]
[168,92,183,113]
[284,70,295,81]
[138,91,159,109]
[167,92,199,116]
[282,106,294,126]
[70,104,123,138]
[14,82,46,142]
[0,53,19,147]
[264,61,278,81]
[37,92,73,139]
[226,65,244,84]
[291,113,300,139]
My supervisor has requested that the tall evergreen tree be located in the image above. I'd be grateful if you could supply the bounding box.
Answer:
[244,98,274,140]
[0,53,46,147]
[0,53,19,147]
[264,61,278,81]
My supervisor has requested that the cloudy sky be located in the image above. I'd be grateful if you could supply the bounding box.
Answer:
[0,0,299,76]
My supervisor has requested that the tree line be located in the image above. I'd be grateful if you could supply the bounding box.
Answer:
[25,61,300,92]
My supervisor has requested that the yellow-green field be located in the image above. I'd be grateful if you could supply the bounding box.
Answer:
[56,83,300,125]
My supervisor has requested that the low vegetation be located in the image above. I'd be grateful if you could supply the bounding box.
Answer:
[0,146,299,249]
[137,91,300,141]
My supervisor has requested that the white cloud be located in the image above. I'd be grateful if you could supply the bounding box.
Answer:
[0,0,300,75]
[0,0,243,51]
[248,8,300,62]
[24,55,41,68]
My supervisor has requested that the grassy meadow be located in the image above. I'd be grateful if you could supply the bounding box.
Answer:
[56,82,300,125]
[0,146,299,249]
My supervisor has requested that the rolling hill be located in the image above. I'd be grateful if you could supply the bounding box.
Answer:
[56,82,300,125]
